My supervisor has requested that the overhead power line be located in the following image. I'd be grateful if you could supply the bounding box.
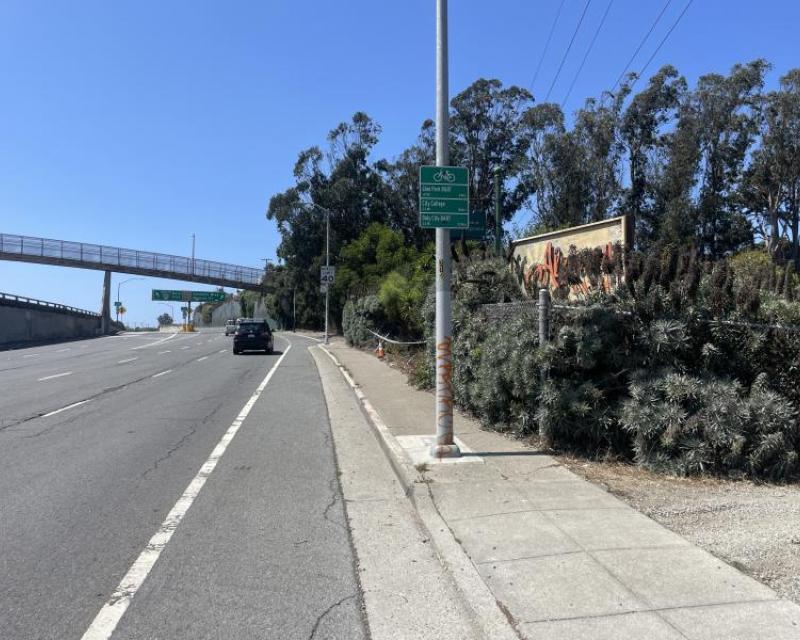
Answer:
[544,0,594,103]
[530,0,567,91]
[612,0,672,91]
[561,0,615,108]
[632,0,694,87]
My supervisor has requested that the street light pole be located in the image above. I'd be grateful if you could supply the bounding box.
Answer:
[324,206,330,345]
[431,0,460,459]
[191,233,196,275]
[116,277,145,324]
[297,202,334,343]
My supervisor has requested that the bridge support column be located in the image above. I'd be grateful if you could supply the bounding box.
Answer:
[101,270,112,334]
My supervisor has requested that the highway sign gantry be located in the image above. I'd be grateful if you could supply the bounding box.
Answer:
[419,165,469,229]
[151,290,225,303]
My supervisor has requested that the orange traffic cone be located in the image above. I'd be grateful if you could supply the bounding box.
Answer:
[375,340,385,360]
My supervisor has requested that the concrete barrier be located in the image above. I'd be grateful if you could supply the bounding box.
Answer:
[0,295,101,348]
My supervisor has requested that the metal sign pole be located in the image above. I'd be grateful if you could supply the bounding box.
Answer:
[431,0,460,459]
[324,208,330,345]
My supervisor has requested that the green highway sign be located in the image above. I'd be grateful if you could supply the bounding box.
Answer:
[191,291,226,303]
[455,210,487,241]
[151,290,225,303]
[419,166,469,229]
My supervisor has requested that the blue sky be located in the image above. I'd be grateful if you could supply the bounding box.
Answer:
[1,0,798,326]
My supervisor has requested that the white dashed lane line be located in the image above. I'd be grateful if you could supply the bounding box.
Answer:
[158,350,171,354]
[151,370,172,378]
[38,371,73,382]
[117,357,138,364]
[79,343,292,640]
[42,400,91,417]
[196,356,208,362]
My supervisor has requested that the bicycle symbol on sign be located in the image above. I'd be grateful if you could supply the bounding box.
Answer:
[433,169,456,183]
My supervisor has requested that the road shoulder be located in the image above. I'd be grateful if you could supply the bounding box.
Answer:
[310,344,483,640]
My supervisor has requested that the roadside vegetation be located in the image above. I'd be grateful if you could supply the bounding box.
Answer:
[263,60,800,482]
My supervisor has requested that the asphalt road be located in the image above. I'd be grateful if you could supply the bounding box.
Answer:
[0,329,367,640]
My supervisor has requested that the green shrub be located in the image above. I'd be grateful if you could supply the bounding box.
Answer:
[619,370,799,480]
[342,295,382,347]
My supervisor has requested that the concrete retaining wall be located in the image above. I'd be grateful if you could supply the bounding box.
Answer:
[0,302,101,347]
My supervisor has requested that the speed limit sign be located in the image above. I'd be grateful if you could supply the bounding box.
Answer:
[320,266,336,284]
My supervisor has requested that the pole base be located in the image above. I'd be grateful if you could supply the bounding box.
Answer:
[430,443,462,459]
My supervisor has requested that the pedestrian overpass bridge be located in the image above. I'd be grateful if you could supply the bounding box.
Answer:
[0,233,267,332]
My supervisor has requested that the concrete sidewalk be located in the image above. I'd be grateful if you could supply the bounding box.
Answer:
[322,339,800,640]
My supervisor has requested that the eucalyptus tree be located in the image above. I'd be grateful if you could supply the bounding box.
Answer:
[744,69,800,262]
[448,79,535,238]
[693,60,769,257]
[620,66,686,247]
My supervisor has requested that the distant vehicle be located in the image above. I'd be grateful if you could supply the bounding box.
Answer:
[225,319,237,336]
[233,319,273,355]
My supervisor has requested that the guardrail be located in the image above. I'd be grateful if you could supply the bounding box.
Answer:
[0,291,100,317]
[0,233,265,289]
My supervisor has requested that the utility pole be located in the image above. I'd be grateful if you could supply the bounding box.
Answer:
[494,166,502,255]
[293,288,297,332]
[324,207,330,345]
[431,0,460,459]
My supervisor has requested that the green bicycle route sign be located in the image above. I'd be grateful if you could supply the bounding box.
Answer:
[151,290,225,303]
[419,165,469,229]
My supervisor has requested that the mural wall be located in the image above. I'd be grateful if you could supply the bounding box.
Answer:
[511,216,629,297]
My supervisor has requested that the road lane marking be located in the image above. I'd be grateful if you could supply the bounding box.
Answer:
[38,371,73,381]
[117,357,138,364]
[196,356,208,362]
[180,346,190,350]
[157,350,171,354]
[219,349,227,353]
[151,369,172,378]
[42,399,91,417]
[131,333,178,350]
[23,353,41,358]
[80,341,292,640]
[56,348,71,353]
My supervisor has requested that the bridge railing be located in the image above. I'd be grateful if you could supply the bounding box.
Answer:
[0,291,100,317]
[0,234,264,287]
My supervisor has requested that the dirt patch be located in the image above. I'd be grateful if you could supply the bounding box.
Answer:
[558,455,800,605]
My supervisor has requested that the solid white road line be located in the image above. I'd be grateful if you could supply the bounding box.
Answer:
[80,342,292,640]
[151,370,172,378]
[37,371,73,382]
[56,348,71,353]
[23,353,41,358]
[117,357,138,364]
[196,356,208,362]
[42,400,91,418]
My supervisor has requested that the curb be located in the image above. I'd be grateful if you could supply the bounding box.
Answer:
[319,345,521,640]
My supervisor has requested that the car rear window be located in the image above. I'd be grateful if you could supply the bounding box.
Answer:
[238,322,266,332]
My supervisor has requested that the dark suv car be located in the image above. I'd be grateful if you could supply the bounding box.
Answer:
[232,319,274,355]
